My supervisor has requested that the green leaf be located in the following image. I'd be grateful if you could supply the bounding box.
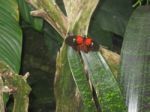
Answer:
[0,0,22,73]
[93,0,133,36]
[44,23,63,44]
[89,27,113,48]
[0,0,19,21]
[0,1,31,112]
[17,0,43,31]
[55,44,85,112]
[81,52,126,112]
[120,6,150,112]
[67,47,97,112]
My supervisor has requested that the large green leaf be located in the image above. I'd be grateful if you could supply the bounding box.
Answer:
[120,6,150,112]
[92,0,133,36]
[81,52,127,111]
[0,0,22,73]
[55,44,86,112]
[67,47,97,112]
[0,0,31,112]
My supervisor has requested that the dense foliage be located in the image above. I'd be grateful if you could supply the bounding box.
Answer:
[0,0,150,112]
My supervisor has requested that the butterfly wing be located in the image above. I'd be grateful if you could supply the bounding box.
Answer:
[65,35,74,46]
[65,35,78,51]
[65,36,99,53]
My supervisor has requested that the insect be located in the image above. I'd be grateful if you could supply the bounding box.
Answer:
[65,34,99,53]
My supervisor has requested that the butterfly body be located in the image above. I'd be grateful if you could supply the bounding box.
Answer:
[65,35,99,53]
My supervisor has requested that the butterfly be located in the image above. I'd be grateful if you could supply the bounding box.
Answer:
[65,34,99,53]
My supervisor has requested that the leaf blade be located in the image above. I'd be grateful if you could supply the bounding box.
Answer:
[67,47,97,112]
[81,52,126,111]
[120,6,150,112]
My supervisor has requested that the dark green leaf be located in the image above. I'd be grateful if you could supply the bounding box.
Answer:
[0,1,31,112]
[92,0,133,36]
[89,27,113,48]
[67,47,97,112]
[81,52,126,111]
[0,0,22,73]
[55,44,85,112]
[120,6,150,112]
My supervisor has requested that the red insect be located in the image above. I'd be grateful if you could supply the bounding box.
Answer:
[65,34,99,53]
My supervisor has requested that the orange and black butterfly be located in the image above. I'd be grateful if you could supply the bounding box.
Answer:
[65,34,99,53]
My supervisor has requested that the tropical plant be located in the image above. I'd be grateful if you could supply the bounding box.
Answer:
[0,0,150,112]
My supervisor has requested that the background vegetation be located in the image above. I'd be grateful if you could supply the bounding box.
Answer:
[0,0,150,112]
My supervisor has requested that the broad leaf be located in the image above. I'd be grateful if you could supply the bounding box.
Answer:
[120,6,150,112]
[0,0,22,73]
[92,0,133,36]
[81,52,127,111]
[55,44,86,112]
[0,0,31,112]
[67,47,97,112]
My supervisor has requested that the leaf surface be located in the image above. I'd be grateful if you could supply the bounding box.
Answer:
[120,6,150,112]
